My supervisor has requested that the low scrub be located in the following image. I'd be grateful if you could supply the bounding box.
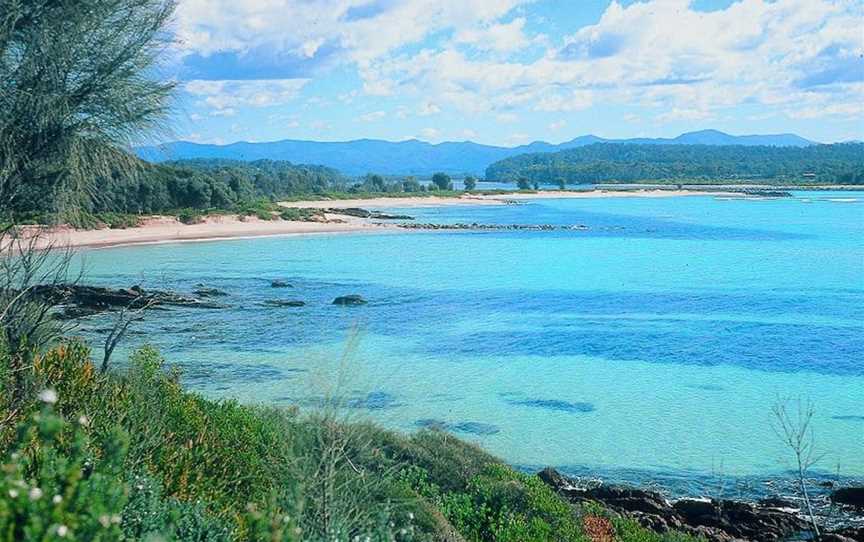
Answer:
[0,342,703,541]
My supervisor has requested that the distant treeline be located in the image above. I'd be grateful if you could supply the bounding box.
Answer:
[485,143,864,184]
[11,158,471,223]
[13,159,342,218]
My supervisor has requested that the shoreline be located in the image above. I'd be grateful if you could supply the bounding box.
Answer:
[27,187,859,250]
[27,213,399,251]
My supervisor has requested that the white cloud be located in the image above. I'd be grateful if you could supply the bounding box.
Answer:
[496,112,519,123]
[655,108,715,123]
[175,0,530,63]
[548,120,566,131]
[507,132,530,144]
[420,127,441,140]
[185,79,310,115]
[357,110,387,122]
[359,0,863,122]
[454,17,533,53]
[418,102,442,116]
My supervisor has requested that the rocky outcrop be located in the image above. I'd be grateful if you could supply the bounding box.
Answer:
[30,284,226,319]
[327,207,413,220]
[271,280,292,288]
[332,294,367,306]
[261,299,305,307]
[193,285,228,297]
[831,487,864,510]
[537,468,810,542]
[397,222,589,231]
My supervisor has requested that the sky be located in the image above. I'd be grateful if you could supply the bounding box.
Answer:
[160,0,864,147]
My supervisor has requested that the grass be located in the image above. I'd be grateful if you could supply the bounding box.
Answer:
[0,341,706,541]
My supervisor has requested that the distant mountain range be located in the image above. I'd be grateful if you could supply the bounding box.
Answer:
[136,129,816,176]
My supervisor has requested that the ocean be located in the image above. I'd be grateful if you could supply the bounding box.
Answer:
[73,191,864,499]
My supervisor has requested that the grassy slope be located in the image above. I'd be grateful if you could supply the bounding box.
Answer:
[0,341,704,541]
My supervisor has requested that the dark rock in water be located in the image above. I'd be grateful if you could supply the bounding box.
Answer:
[271,279,291,288]
[758,496,799,510]
[33,284,226,318]
[327,207,413,220]
[505,398,595,413]
[832,415,864,422]
[193,285,228,297]
[261,299,305,307]
[453,421,500,435]
[347,391,401,410]
[415,419,452,431]
[333,294,367,306]
[740,189,793,198]
[537,468,808,542]
[831,487,864,509]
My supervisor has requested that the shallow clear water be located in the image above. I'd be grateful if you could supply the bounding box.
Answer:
[75,191,863,493]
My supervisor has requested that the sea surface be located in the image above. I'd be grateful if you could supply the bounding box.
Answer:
[74,191,863,500]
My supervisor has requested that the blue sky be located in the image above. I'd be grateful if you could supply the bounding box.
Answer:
[162,0,864,146]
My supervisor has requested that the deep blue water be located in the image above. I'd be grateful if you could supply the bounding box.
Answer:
[73,191,864,497]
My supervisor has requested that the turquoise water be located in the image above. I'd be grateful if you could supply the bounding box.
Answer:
[75,192,863,493]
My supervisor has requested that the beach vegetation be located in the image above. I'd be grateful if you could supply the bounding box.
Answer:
[432,173,454,191]
[0,337,706,542]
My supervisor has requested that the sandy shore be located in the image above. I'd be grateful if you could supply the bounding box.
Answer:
[279,189,736,209]
[28,213,395,250]
[280,194,505,209]
[31,189,737,250]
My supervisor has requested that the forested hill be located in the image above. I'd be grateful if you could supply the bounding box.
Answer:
[485,143,864,184]
[136,129,815,176]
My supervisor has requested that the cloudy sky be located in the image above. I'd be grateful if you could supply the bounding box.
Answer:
[163,0,864,146]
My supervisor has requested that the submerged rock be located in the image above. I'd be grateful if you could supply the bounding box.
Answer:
[271,279,291,288]
[452,421,500,435]
[333,294,367,306]
[505,398,595,413]
[193,285,228,297]
[31,284,227,319]
[261,299,305,307]
[327,207,414,220]
[415,419,452,431]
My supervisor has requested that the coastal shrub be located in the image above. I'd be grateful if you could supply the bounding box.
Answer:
[2,342,709,542]
[279,207,324,222]
[0,402,128,542]
[239,199,278,220]
[177,208,204,224]
[121,472,234,540]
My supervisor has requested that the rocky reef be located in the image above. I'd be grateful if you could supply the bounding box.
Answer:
[538,468,863,542]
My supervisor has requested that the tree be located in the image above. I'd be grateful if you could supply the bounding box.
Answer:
[772,398,823,538]
[0,0,177,222]
[364,174,386,192]
[556,178,566,190]
[0,229,79,409]
[401,176,421,192]
[517,177,532,190]
[431,172,452,191]
[463,176,477,191]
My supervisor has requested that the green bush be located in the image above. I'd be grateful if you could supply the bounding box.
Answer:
[176,208,204,225]
[0,402,128,541]
[2,342,706,542]
[278,207,323,222]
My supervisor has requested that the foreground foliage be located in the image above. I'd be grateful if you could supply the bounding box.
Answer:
[0,342,703,541]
